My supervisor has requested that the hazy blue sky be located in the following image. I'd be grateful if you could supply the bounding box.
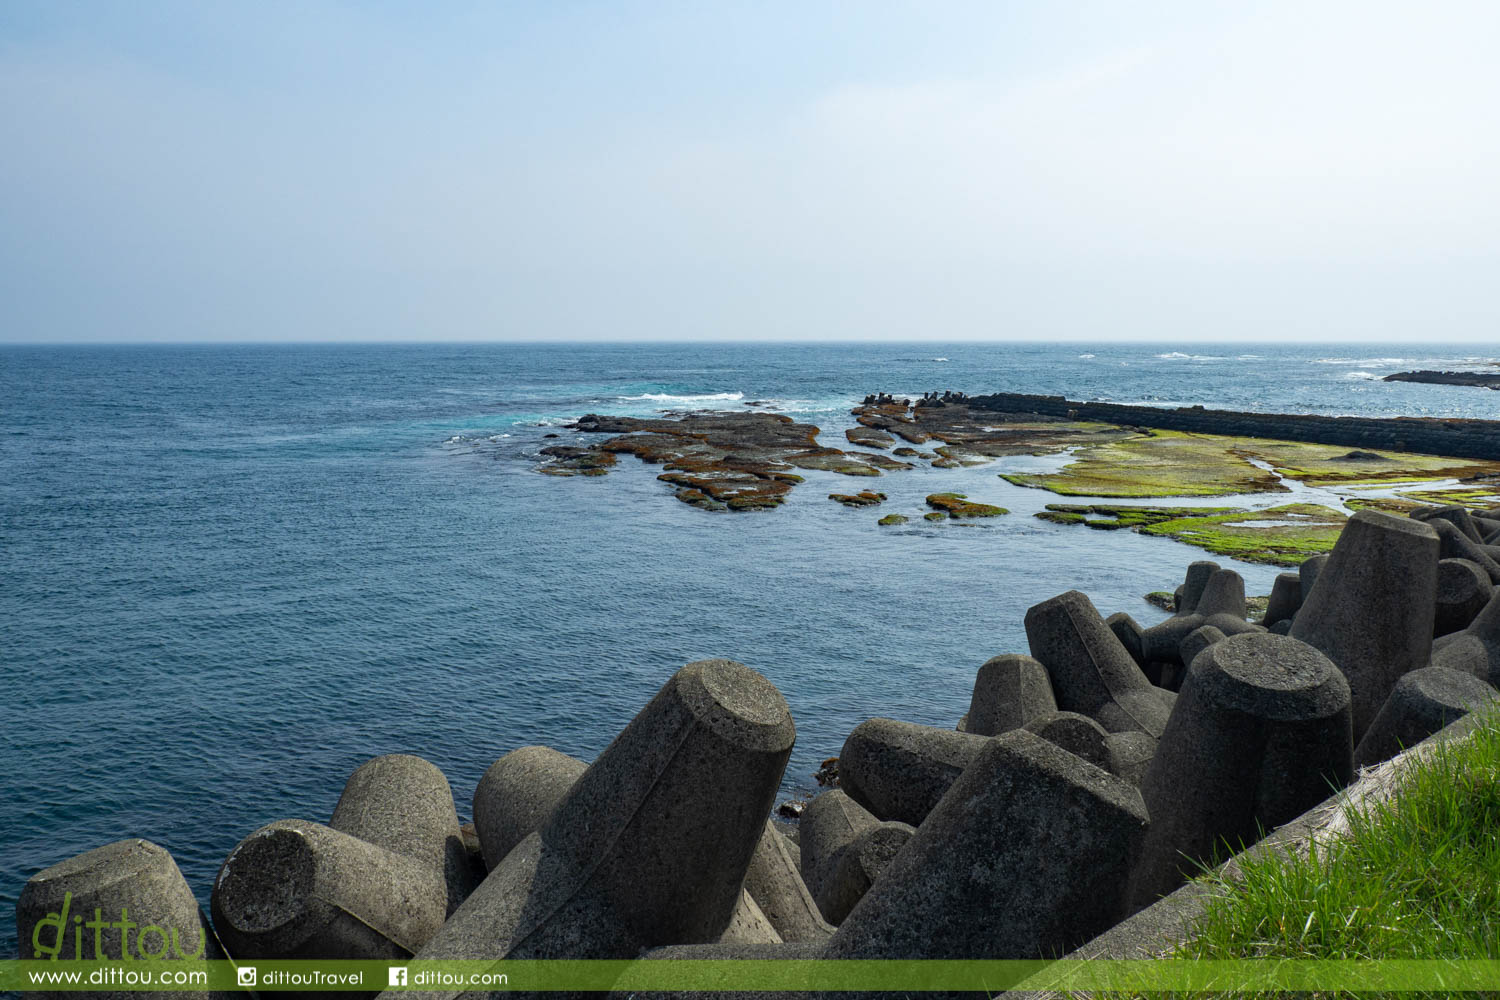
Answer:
[3,2,1497,343]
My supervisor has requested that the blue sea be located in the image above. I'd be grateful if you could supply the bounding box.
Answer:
[3,341,1498,954]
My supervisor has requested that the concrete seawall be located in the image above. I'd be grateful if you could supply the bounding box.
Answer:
[966,393,1500,462]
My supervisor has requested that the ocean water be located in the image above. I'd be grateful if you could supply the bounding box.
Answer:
[3,340,1498,953]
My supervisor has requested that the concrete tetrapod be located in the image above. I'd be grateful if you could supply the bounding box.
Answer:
[1435,559,1493,638]
[742,821,833,942]
[1432,590,1500,688]
[1025,590,1170,737]
[1024,710,1111,770]
[330,754,472,913]
[837,718,989,825]
[1130,633,1353,910]
[212,820,449,960]
[472,746,586,871]
[1179,626,1227,673]
[1414,505,1486,543]
[1103,731,1157,786]
[374,659,795,1000]
[813,821,915,926]
[18,840,231,1000]
[965,653,1057,736]
[1290,510,1438,740]
[1107,613,1147,668]
[797,790,876,923]
[826,730,1149,959]
[716,891,781,945]
[1194,569,1247,619]
[1431,518,1500,584]
[1298,554,1329,608]
[1262,573,1303,628]
[1352,667,1499,768]
[1176,561,1221,616]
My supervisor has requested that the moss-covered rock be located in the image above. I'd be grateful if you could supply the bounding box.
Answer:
[925,493,1009,517]
[1138,503,1347,566]
[1046,503,1346,566]
[924,512,947,521]
[878,514,909,526]
[830,491,887,507]
[1145,591,1176,611]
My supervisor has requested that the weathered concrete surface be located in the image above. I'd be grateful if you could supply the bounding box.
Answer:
[1433,590,1500,686]
[1290,510,1439,739]
[472,745,586,871]
[19,839,230,1000]
[1435,558,1493,637]
[1179,625,1226,672]
[1106,613,1147,668]
[1025,590,1169,737]
[1431,518,1500,583]
[330,753,471,912]
[1194,569,1246,619]
[966,653,1057,736]
[827,730,1149,960]
[797,790,877,922]
[743,821,834,943]
[716,890,782,945]
[1131,633,1353,910]
[1178,562,1221,616]
[1024,710,1111,771]
[1104,731,1157,786]
[1262,572,1303,627]
[813,821,915,926]
[211,820,449,960]
[378,659,794,996]
[1353,667,1498,768]
[837,718,989,825]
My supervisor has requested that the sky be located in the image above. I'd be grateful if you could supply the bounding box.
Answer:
[2,2,1497,344]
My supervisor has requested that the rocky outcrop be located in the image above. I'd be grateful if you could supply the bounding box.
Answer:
[1384,370,1500,389]
[541,411,912,511]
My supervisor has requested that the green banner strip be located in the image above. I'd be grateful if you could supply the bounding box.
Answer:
[6,958,1500,992]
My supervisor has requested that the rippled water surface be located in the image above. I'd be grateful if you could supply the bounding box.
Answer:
[3,341,1497,952]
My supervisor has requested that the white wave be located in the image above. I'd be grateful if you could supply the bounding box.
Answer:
[619,391,744,403]
[1236,354,1262,360]
[1345,371,1380,380]
[1155,352,1224,361]
[1078,353,1096,359]
[1156,352,1191,359]
[931,357,950,362]
[1313,357,1405,365]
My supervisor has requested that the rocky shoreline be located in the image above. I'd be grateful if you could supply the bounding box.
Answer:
[1384,369,1500,390]
[19,502,1500,996]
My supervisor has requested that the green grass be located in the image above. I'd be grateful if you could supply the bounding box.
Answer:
[1120,710,1500,998]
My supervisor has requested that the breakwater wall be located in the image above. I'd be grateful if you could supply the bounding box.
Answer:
[966,393,1500,462]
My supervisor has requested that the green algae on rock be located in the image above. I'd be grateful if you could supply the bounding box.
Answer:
[830,491,887,507]
[878,514,909,526]
[925,493,1009,518]
[1037,503,1237,530]
[1140,503,1346,566]
[1039,502,1346,566]
[924,512,947,521]
[1006,428,1500,500]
